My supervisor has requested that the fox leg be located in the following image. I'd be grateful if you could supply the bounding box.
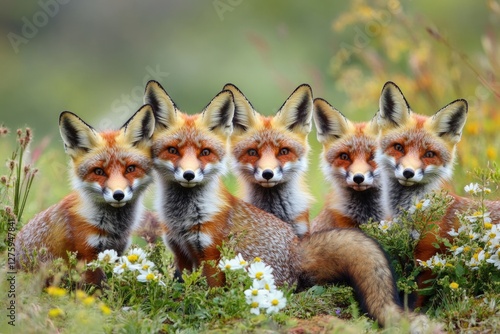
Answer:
[200,245,225,287]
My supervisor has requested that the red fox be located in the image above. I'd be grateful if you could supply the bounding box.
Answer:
[15,106,155,285]
[376,81,499,306]
[311,98,385,231]
[144,80,437,331]
[223,83,313,238]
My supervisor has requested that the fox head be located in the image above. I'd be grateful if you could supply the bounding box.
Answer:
[376,81,468,187]
[59,105,155,207]
[313,98,380,191]
[144,80,234,188]
[224,83,313,188]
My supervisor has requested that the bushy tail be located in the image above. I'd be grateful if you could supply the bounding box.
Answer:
[297,229,440,333]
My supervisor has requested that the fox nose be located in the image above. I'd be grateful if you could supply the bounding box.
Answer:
[262,169,274,180]
[403,169,415,179]
[113,190,125,201]
[183,170,195,181]
[353,174,365,184]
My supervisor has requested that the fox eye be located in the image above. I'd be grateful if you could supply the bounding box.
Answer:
[168,147,178,155]
[279,148,290,156]
[424,151,435,158]
[94,168,105,176]
[394,144,404,152]
[125,165,136,173]
[247,149,258,156]
[369,153,375,161]
[339,153,350,161]
[201,148,211,156]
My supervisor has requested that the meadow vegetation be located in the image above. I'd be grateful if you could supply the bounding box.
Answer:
[2,1,500,333]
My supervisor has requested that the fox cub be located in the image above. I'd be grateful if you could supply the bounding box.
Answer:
[376,81,499,306]
[311,98,385,231]
[145,80,435,331]
[224,83,314,238]
[15,106,155,285]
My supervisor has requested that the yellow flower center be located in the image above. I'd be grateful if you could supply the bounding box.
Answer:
[142,264,150,270]
[146,273,155,281]
[225,264,231,269]
[449,282,459,289]
[250,301,259,308]
[264,283,270,290]
[464,246,471,252]
[415,202,423,210]
[255,272,264,280]
[473,253,479,261]
[103,254,111,262]
[254,257,262,262]
[127,254,139,263]
[485,223,493,229]
[252,289,258,296]
[489,233,496,239]
[240,260,247,265]
[271,299,279,306]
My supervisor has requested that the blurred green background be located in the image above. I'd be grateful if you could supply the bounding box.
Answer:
[1,0,499,220]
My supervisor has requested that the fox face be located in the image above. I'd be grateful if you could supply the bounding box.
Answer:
[377,81,468,187]
[144,80,234,188]
[313,98,379,191]
[225,84,313,188]
[59,105,155,207]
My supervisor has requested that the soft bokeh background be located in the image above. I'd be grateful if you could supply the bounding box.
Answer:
[1,0,499,220]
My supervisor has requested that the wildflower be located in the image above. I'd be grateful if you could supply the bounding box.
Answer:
[244,284,269,304]
[465,211,492,224]
[246,294,270,315]
[449,282,459,290]
[486,248,500,268]
[98,249,119,264]
[99,303,112,315]
[139,259,155,272]
[46,286,67,297]
[48,308,64,318]
[464,183,481,195]
[409,198,430,214]
[82,296,96,306]
[467,250,486,270]
[247,261,274,281]
[114,257,132,275]
[265,290,287,314]
[453,246,464,256]
[378,220,393,232]
[75,290,87,300]
[126,247,147,267]
[218,253,248,271]
[137,269,158,282]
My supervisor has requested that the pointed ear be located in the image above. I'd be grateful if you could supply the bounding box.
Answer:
[59,111,99,155]
[201,90,234,136]
[313,98,350,143]
[222,83,258,135]
[121,104,155,146]
[144,80,177,129]
[274,84,313,134]
[366,112,380,135]
[430,99,468,144]
[378,81,411,129]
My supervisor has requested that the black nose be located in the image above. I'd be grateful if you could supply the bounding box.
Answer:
[262,169,274,180]
[113,190,125,201]
[403,169,415,179]
[183,170,195,181]
[353,174,365,184]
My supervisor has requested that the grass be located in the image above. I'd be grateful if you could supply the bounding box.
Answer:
[2,2,500,333]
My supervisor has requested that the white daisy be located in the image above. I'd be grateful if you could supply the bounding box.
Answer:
[265,290,287,314]
[247,261,274,281]
[97,249,119,264]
